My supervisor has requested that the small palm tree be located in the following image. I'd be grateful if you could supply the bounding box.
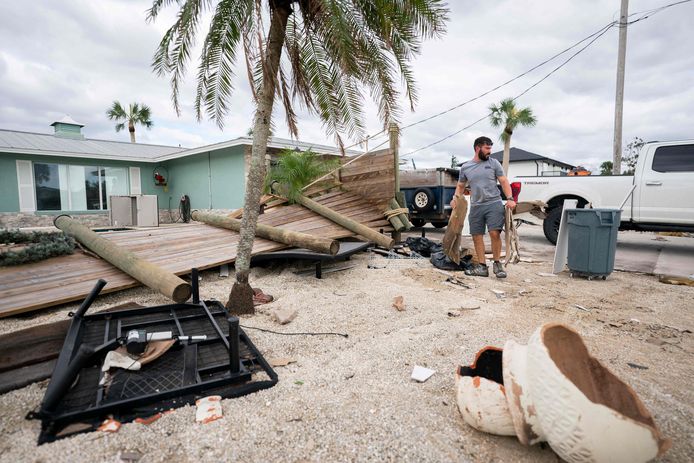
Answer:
[489,98,537,175]
[106,101,153,143]
[266,149,340,203]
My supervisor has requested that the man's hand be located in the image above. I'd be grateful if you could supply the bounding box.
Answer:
[505,199,516,210]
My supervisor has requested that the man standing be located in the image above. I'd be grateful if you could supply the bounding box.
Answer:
[451,136,516,277]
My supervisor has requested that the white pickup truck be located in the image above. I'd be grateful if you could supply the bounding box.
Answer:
[512,139,694,244]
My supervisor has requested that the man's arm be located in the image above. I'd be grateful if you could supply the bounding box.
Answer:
[498,175,516,209]
[451,181,466,208]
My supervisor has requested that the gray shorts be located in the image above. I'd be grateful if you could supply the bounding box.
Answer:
[469,201,505,235]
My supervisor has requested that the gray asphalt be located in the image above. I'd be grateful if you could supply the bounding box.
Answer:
[407,224,694,279]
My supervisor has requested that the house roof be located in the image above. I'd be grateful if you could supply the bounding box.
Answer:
[490,147,574,170]
[0,128,360,163]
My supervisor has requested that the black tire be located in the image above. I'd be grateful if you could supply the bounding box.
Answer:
[543,207,562,245]
[432,221,447,228]
[412,188,435,212]
[411,218,425,227]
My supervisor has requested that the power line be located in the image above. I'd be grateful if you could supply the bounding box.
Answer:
[400,0,691,159]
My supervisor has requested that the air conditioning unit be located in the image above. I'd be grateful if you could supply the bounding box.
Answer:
[109,195,159,227]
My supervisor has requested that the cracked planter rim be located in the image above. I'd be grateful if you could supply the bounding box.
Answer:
[526,323,671,463]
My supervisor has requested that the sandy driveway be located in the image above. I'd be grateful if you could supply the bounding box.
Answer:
[0,228,692,462]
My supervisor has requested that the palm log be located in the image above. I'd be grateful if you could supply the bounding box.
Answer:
[191,210,339,255]
[54,215,191,302]
[389,198,413,229]
[442,195,469,264]
[296,195,394,249]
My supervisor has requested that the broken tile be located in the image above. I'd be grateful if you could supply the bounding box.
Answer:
[411,365,435,382]
[392,295,405,311]
[195,395,223,424]
[271,307,298,325]
[98,418,121,433]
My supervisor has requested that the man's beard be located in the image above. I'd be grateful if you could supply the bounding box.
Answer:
[479,151,490,160]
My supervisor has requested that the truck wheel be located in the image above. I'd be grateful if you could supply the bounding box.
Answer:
[432,221,447,228]
[412,188,435,212]
[411,218,425,227]
[543,207,562,245]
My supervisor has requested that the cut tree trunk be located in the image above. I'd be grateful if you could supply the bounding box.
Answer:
[129,122,136,143]
[54,215,191,302]
[227,4,291,315]
[191,210,338,255]
[502,135,512,176]
[295,194,394,249]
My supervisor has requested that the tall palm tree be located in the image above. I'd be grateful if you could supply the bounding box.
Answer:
[148,0,448,314]
[489,98,537,175]
[106,101,154,143]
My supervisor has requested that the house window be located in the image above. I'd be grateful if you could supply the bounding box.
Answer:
[32,162,129,211]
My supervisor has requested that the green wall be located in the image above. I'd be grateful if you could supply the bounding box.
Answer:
[0,154,19,212]
[0,145,246,213]
[158,146,245,211]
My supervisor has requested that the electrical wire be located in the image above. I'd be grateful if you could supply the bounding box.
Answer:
[400,0,691,159]
[240,324,349,338]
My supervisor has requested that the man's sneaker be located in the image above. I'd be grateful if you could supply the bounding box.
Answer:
[493,261,507,278]
[465,264,489,277]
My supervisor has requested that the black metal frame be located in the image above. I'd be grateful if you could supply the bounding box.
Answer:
[29,271,278,444]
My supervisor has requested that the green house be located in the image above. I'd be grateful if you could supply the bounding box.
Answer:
[0,117,350,228]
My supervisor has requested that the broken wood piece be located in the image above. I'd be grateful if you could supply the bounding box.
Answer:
[54,215,192,303]
[446,275,472,289]
[490,289,506,299]
[269,357,297,367]
[442,194,468,264]
[574,304,591,312]
[537,272,558,278]
[192,210,339,256]
[296,194,394,249]
[658,275,694,287]
[392,295,405,311]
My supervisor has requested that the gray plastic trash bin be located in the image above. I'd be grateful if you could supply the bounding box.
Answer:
[566,208,621,280]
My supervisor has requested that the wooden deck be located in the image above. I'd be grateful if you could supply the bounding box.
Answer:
[0,191,391,317]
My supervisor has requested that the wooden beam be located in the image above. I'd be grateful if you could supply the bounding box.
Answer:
[191,210,339,255]
[54,215,192,302]
[296,194,393,249]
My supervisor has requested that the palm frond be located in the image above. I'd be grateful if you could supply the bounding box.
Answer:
[265,149,340,203]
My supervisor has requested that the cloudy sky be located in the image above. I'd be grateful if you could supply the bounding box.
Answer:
[1,0,692,171]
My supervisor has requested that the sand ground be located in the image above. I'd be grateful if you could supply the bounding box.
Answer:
[0,229,692,462]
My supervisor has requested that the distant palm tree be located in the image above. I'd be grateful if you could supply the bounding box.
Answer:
[489,98,537,175]
[106,101,153,143]
[148,0,449,315]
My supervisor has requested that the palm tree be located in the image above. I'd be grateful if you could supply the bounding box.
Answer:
[489,98,537,175]
[266,149,340,203]
[106,101,153,143]
[148,0,448,315]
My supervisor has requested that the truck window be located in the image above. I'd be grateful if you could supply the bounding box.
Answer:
[652,144,694,172]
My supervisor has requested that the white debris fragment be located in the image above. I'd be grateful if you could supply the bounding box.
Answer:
[411,365,436,382]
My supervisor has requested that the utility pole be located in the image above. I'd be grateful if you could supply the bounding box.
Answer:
[612,0,629,175]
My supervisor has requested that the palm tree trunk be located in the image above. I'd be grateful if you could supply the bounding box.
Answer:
[129,121,136,143]
[502,130,512,176]
[226,2,291,315]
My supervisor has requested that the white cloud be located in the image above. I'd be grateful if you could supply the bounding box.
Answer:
[0,0,692,173]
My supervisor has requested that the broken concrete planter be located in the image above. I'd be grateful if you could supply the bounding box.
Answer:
[525,323,670,463]
[455,347,515,436]
[456,324,670,463]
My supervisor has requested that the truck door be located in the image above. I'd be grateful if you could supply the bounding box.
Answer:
[636,143,694,224]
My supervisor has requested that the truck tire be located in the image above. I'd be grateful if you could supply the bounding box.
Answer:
[543,207,562,245]
[432,221,447,228]
[411,218,425,227]
[412,188,435,212]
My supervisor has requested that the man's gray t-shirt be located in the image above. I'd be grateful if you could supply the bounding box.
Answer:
[458,158,504,206]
